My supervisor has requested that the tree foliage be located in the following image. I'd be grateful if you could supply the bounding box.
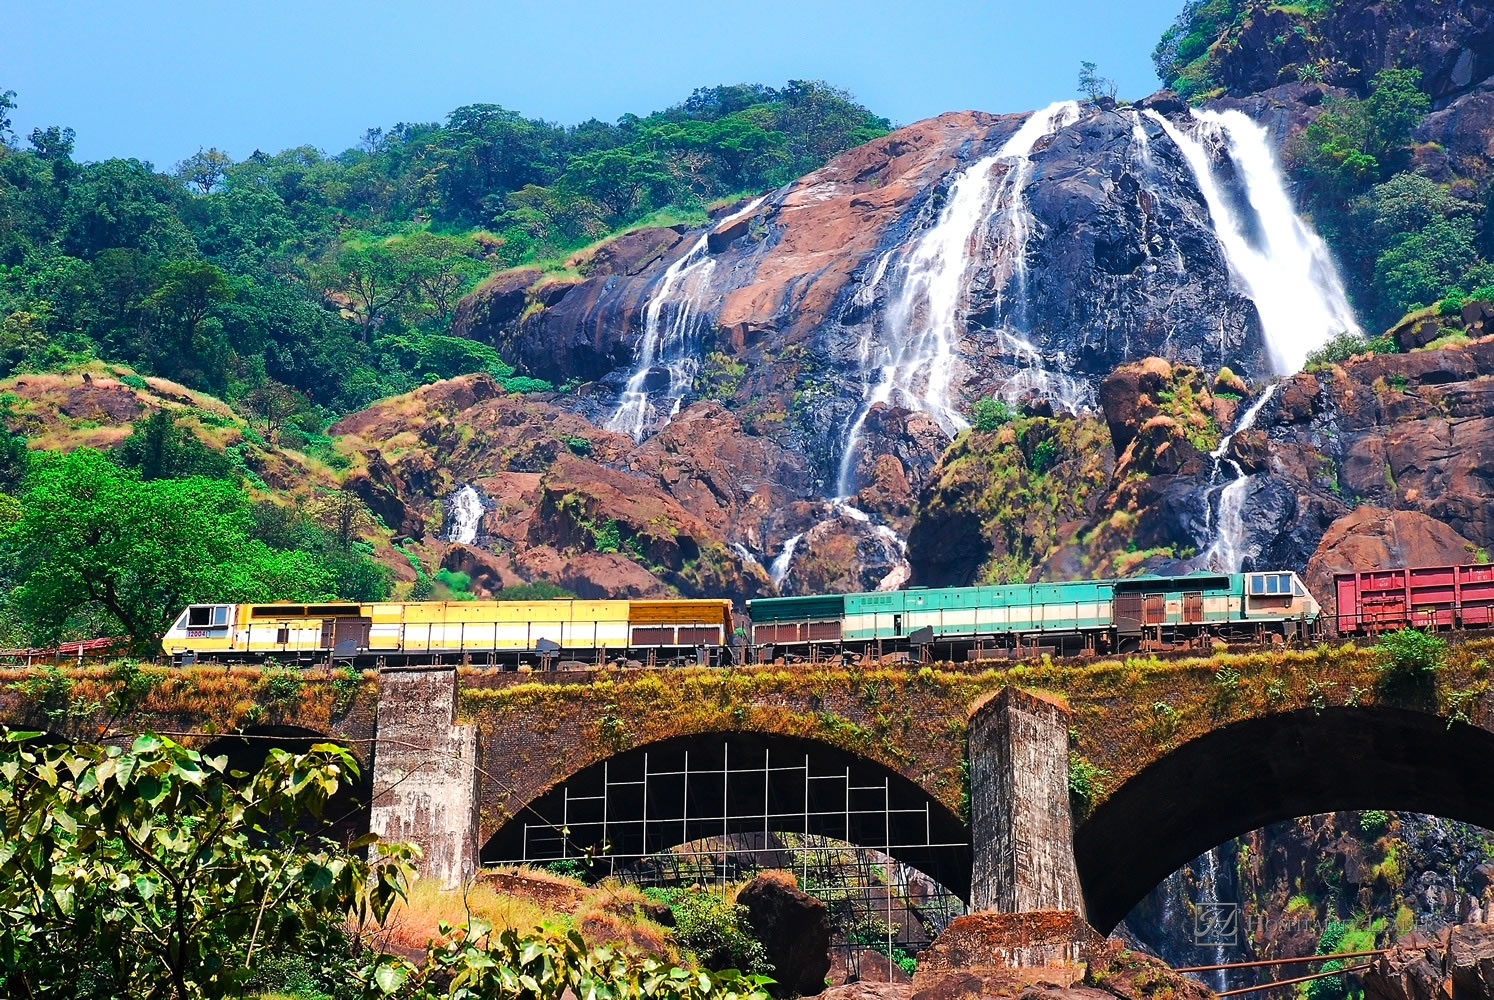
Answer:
[0,729,773,1000]
[0,81,887,417]
[2,449,339,650]
[0,730,410,1000]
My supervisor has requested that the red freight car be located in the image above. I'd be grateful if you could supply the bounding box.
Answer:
[1334,563,1494,635]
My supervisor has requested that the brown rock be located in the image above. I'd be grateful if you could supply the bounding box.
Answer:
[450,268,542,346]
[1305,507,1480,621]
[576,226,684,278]
[59,383,143,423]
[813,984,914,1000]
[439,544,526,597]
[1364,933,1450,1000]
[915,911,1102,989]
[737,871,832,997]
[1082,941,1214,1000]
[1099,358,1175,453]
[1449,923,1494,1000]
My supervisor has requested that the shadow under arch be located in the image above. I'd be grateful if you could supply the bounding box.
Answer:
[1076,705,1494,933]
[482,731,973,899]
[200,725,372,846]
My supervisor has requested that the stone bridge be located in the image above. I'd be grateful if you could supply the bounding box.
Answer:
[3,637,1492,932]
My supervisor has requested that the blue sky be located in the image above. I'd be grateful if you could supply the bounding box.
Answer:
[8,0,1182,167]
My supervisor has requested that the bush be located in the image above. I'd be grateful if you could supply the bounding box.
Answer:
[1029,438,1059,475]
[970,397,1014,432]
[1359,810,1391,837]
[643,886,773,976]
[1375,628,1445,684]
[1068,752,1107,815]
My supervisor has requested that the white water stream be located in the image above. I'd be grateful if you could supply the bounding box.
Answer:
[608,196,767,441]
[1144,109,1359,375]
[835,100,1080,497]
[1201,383,1279,573]
[446,485,484,546]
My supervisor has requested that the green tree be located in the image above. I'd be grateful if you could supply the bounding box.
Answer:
[0,88,15,146]
[117,409,237,482]
[323,241,415,340]
[3,449,331,650]
[1078,61,1117,101]
[0,729,411,1000]
[174,146,233,195]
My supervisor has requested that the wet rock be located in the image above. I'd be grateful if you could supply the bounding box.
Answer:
[781,506,908,596]
[578,226,684,278]
[450,267,542,349]
[737,871,832,997]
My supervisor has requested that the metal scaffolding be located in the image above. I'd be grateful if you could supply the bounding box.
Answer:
[487,736,970,980]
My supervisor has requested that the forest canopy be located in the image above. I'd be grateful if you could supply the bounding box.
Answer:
[0,82,889,420]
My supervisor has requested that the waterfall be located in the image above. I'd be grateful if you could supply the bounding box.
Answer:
[1196,847,1233,994]
[446,485,484,546]
[768,533,804,589]
[608,196,767,441]
[836,100,1080,497]
[1201,384,1279,573]
[1144,108,1360,375]
[1127,108,1155,172]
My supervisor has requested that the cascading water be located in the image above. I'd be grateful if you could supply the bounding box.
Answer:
[446,485,484,546]
[1201,384,1279,573]
[768,533,803,589]
[1144,108,1360,375]
[1195,847,1234,994]
[835,100,1080,498]
[608,196,766,441]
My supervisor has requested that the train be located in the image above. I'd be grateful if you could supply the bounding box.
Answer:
[158,561,1494,668]
[161,598,733,667]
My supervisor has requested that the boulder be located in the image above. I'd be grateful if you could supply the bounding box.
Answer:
[1449,924,1494,1000]
[577,226,684,277]
[1364,933,1451,1000]
[737,871,832,997]
[1305,507,1480,618]
[450,267,542,347]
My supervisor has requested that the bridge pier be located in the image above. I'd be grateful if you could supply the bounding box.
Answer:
[368,666,479,888]
[969,687,1085,916]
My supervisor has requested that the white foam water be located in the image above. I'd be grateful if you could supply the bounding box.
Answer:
[608,196,766,440]
[1145,108,1360,375]
[446,484,484,546]
[768,533,804,589]
[836,101,1081,497]
[1202,384,1279,573]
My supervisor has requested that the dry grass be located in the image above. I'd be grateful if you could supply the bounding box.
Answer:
[375,874,679,961]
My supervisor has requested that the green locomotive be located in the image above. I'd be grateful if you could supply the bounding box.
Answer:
[746,570,1319,660]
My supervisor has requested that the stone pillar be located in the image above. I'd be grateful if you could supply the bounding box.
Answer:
[369,666,479,888]
[969,687,1084,915]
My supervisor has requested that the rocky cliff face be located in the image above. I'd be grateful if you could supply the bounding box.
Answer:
[440,91,1369,593]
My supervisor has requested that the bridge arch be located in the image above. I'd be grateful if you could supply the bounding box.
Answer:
[1075,705,1494,932]
[482,730,973,899]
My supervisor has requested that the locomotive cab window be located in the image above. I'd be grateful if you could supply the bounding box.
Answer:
[186,605,230,627]
[1249,573,1294,596]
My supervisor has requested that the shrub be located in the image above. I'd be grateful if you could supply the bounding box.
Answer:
[643,886,773,977]
[1359,810,1390,837]
[1068,752,1107,815]
[1029,438,1059,475]
[1374,628,1445,684]
[970,397,1014,431]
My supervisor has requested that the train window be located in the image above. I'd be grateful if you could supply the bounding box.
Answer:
[1249,574,1294,596]
[186,605,230,628]
[276,626,290,644]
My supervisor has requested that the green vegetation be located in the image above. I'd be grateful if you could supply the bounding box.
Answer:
[642,886,773,978]
[1290,69,1494,331]
[969,396,1015,431]
[0,82,887,420]
[0,728,771,1000]
[1374,628,1446,686]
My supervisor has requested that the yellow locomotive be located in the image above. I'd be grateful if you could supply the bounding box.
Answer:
[161,598,734,667]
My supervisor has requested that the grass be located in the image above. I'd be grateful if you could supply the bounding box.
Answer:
[374,873,678,962]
